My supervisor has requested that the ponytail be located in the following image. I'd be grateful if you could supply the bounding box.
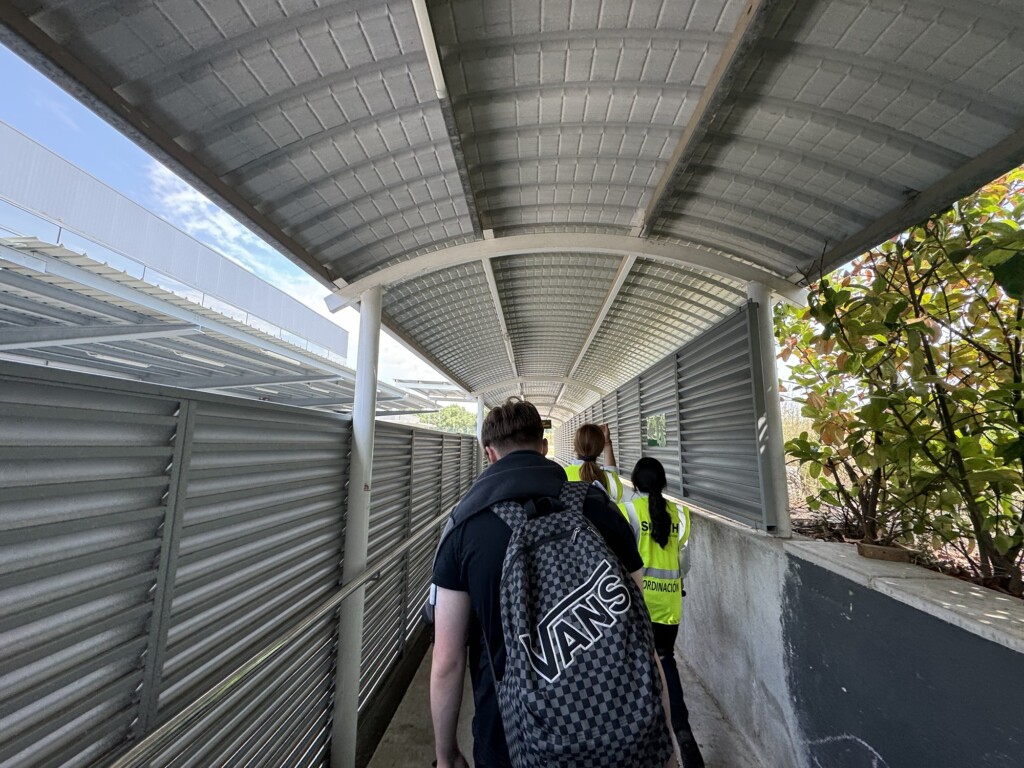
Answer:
[647,489,671,548]
[573,424,609,493]
[631,457,671,548]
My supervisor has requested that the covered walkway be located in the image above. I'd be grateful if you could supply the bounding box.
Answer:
[1,0,1023,767]
[367,652,762,768]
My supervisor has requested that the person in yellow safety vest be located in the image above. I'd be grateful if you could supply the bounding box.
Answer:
[619,457,705,768]
[563,422,624,502]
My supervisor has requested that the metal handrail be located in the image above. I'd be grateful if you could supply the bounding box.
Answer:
[108,507,451,768]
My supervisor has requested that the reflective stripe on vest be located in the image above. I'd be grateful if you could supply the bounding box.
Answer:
[564,463,623,503]
[618,497,689,625]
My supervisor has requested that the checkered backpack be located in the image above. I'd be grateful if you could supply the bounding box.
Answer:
[488,481,673,768]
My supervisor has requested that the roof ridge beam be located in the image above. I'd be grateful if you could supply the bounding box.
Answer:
[473,377,608,398]
[640,0,778,236]
[413,0,483,238]
[548,255,636,417]
[480,257,518,381]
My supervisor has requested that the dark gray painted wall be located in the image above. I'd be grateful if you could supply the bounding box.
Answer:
[783,558,1024,768]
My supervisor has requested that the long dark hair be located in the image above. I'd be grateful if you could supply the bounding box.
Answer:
[631,457,671,548]
[573,423,608,493]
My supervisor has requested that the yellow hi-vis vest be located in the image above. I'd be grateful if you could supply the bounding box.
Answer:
[618,496,691,625]
[564,463,623,503]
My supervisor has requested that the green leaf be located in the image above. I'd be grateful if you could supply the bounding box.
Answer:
[988,251,1024,299]
[971,469,1022,485]
[995,437,1024,462]
[994,533,1016,556]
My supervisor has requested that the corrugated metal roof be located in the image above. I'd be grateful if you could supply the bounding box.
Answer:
[0,238,438,415]
[1,0,1021,420]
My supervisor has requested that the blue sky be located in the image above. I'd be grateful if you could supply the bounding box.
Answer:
[0,43,448,388]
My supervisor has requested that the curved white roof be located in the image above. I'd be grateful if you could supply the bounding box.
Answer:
[2,0,1021,417]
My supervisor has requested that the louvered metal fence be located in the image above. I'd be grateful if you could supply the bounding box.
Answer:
[0,362,479,768]
[555,302,781,530]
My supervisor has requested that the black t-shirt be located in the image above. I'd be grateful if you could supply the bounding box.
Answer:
[432,454,642,768]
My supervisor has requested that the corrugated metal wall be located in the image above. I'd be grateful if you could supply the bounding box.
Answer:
[616,378,643,474]
[0,362,479,767]
[677,306,769,526]
[0,374,180,768]
[640,356,681,491]
[554,303,777,530]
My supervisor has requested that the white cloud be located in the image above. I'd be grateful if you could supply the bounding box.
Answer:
[145,159,452,390]
[33,95,80,133]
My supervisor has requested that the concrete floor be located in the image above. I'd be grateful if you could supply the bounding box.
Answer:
[367,649,762,768]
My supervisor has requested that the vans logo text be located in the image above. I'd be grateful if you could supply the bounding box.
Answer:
[518,560,631,682]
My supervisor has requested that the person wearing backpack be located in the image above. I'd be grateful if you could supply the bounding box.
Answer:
[619,457,706,768]
[429,398,677,768]
[563,422,624,502]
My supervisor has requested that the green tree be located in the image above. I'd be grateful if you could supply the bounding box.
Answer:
[779,168,1024,594]
[418,404,478,435]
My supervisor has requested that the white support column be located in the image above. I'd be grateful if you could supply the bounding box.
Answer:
[476,395,486,471]
[747,282,792,538]
[332,286,382,767]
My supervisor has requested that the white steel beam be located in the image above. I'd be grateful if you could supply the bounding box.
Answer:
[639,0,777,235]
[480,257,519,379]
[0,322,200,350]
[473,376,608,398]
[546,255,636,417]
[332,285,382,768]
[324,233,803,311]
[748,282,791,537]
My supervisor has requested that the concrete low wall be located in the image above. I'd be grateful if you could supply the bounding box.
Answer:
[679,511,1024,768]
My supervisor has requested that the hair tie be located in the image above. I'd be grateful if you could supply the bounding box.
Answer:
[579,455,598,462]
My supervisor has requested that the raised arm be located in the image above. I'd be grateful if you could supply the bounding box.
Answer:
[600,423,617,470]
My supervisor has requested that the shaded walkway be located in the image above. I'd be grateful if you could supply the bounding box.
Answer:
[367,649,762,768]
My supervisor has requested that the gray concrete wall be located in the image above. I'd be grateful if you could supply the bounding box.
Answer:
[679,511,1024,768]
[680,512,804,767]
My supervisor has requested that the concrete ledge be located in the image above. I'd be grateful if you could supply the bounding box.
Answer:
[784,539,1024,655]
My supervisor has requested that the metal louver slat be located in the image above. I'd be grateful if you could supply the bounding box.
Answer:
[2,361,487,767]
[616,379,642,474]
[0,373,182,768]
[678,307,766,527]
[460,437,476,495]
[601,395,618,465]
[440,435,462,512]
[361,569,405,706]
[157,397,349,752]
[407,431,444,636]
[555,303,774,531]
[360,423,412,708]
[641,355,681,491]
[148,615,335,768]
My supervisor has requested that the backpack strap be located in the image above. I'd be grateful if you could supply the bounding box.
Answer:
[559,478,594,514]
[489,499,528,532]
